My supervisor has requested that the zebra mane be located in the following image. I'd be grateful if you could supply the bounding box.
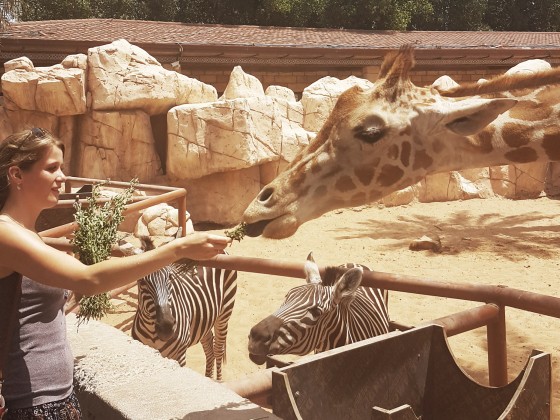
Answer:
[322,266,343,286]
[139,235,156,252]
[321,264,370,286]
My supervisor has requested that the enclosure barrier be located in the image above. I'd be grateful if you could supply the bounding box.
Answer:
[197,253,560,399]
[46,232,559,390]
[38,177,559,410]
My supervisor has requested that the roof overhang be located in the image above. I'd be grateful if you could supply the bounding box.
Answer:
[2,37,560,69]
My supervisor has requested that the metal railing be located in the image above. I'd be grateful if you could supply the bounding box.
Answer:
[202,254,560,401]
[40,176,188,242]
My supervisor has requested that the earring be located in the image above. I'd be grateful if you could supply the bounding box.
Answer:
[16,184,21,191]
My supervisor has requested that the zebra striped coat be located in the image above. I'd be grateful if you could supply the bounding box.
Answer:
[248,252,389,364]
[131,237,237,381]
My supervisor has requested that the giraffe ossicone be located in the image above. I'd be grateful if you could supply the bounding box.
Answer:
[242,46,560,239]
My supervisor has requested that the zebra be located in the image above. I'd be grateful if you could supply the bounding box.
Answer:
[248,252,389,365]
[130,236,237,381]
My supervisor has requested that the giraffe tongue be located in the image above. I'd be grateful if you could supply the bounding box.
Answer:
[244,219,272,237]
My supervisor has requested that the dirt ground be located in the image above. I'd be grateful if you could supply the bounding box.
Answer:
[101,196,560,416]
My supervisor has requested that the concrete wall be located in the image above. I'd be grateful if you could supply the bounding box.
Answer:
[66,314,277,419]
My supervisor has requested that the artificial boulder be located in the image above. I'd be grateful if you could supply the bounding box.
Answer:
[167,96,309,180]
[221,65,266,100]
[87,39,217,115]
[301,75,373,132]
[2,59,87,116]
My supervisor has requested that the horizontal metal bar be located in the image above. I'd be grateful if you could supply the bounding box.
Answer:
[201,254,560,320]
[64,176,181,193]
[39,188,186,238]
[420,303,500,337]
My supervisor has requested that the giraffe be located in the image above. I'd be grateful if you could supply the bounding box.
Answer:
[242,46,560,239]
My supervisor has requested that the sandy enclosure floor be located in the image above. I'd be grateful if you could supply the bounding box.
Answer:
[101,196,560,415]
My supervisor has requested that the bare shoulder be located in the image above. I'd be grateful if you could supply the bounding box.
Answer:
[0,220,48,275]
[0,219,42,245]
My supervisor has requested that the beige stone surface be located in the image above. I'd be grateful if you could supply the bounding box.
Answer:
[300,75,373,132]
[2,62,86,116]
[265,85,297,102]
[77,110,162,182]
[166,96,307,180]
[0,44,558,228]
[67,314,270,419]
[221,65,265,100]
[87,39,217,115]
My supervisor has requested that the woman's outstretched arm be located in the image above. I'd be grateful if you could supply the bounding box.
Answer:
[0,222,231,295]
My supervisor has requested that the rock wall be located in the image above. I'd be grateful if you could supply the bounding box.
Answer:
[2,39,557,227]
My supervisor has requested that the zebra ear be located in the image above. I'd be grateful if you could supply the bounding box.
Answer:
[304,252,322,284]
[332,267,363,305]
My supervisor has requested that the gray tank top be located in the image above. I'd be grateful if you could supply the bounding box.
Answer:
[1,273,73,409]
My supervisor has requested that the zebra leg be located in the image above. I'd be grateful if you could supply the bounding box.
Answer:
[200,330,215,378]
[213,303,235,382]
[177,348,188,367]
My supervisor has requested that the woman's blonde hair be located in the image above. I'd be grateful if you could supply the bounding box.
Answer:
[0,128,65,210]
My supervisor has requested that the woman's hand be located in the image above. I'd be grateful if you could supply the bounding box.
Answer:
[175,232,232,261]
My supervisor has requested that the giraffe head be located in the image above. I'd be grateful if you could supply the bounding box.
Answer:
[242,46,520,238]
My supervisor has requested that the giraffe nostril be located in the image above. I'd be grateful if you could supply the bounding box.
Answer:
[258,186,274,203]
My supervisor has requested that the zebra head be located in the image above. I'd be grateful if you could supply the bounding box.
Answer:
[135,236,176,342]
[248,252,365,365]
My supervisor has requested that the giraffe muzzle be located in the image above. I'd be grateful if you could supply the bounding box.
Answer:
[244,219,272,237]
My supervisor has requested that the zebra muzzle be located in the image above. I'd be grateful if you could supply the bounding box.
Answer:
[248,353,268,365]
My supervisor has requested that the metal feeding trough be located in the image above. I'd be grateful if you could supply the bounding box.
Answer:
[270,324,551,419]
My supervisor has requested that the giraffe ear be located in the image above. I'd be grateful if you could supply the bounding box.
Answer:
[444,97,517,136]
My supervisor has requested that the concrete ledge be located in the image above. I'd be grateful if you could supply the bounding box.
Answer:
[66,314,278,419]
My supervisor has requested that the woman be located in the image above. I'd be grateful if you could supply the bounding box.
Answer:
[0,128,231,419]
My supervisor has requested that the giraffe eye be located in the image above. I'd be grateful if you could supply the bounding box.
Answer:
[354,125,385,144]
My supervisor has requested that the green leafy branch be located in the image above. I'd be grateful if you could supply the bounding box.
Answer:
[224,222,247,242]
[175,222,247,272]
[71,179,137,327]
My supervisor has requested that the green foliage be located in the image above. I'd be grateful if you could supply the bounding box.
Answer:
[1,0,20,29]
[486,0,560,31]
[17,0,178,21]
[224,222,247,242]
[20,0,92,20]
[71,180,137,326]
[176,222,247,270]
[422,0,489,31]
[11,0,560,34]
[75,292,113,326]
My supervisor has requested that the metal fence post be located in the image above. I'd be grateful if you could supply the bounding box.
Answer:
[487,304,508,386]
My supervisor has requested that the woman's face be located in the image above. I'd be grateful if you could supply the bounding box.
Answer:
[21,145,65,208]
